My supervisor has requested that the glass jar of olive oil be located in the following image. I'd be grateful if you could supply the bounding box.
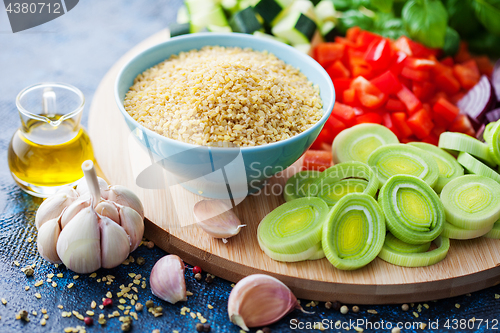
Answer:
[8,83,94,197]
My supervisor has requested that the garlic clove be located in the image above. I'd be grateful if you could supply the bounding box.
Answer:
[37,217,62,264]
[99,216,130,269]
[193,200,245,240]
[95,201,120,224]
[150,255,187,304]
[35,192,76,229]
[76,176,109,199]
[227,274,300,331]
[56,207,101,274]
[60,195,91,229]
[118,206,144,252]
[108,185,144,220]
[56,186,79,198]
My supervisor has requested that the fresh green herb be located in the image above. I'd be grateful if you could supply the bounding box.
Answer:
[471,0,500,36]
[402,0,448,48]
[446,0,482,38]
[443,26,460,56]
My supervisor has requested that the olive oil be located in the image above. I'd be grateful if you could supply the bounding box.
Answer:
[8,115,94,192]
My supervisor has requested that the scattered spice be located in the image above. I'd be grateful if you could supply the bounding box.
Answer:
[73,275,80,280]
[193,266,202,275]
[367,309,378,314]
[401,304,410,311]
[455,303,461,309]
[32,310,37,316]
[18,310,29,322]
[41,309,47,314]
[58,305,63,309]
[67,283,74,289]
[25,286,30,291]
[40,318,46,326]
[90,273,97,278]
[325,301,332,309]
[340,305,349,314]
[354,327,364,332]
[331,301,342,311]
[413,311,419,318]
[35,293,41,299]
[52,282,57,288]
[84,317,93,326]
[203,324,211,332]
[22,266,34,277]
[103,298,113,307]
[205,275,213,284]
[195,273,202,281]
[136,257,145,266]
[13,260,20,266]
[57,273,63,278]
[262,328,272,333]
[35,280,43,287]
[121,322,131,331]
[196,323,204,332]
[146,241,155,249]
[146,300,154,309]
[135,303,143,312]
[423,303,429,309]
[352,306,360,313]
[495,294,500,299]
[207,304,213,310]
[152,330,160,333]
[392,328,401,333]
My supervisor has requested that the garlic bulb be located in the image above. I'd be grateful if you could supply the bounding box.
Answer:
[193,199,245,242]
[35,160,145,274]
[228,274,302,331]
[150,255,187,304]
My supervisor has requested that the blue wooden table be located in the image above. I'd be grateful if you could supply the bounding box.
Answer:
[1,1,500,332]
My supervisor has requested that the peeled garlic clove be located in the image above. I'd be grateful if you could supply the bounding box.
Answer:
[57,207,101,274]
[99,216,130,269]
[76,176,109,199]
[37,217,62,264]
[95,201,120,224]
[60,196,90,229]
[108,185,144,219]
[228,274,300,331]
[150,255,187,304]
[35,192,76,229]
[193,200,245,240]
[118,206,144,252]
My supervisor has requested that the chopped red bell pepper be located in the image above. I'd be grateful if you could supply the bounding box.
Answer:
[403,57,436,70]
[343,88,356,105]
[371,70,402,95]
[390,51,408,75]
[433,97,460,123]
[448,114,476,137]
[453,62,480,90]
[302,150,333,171]
[365,38,392,71]
[326,60,350,79]
[454,41,472,63]
[392,112,413,139]
[385,98,406,112]
[407,109,434,139]
[356,112,383,124]
[331,102,356,125]
[332,78,352,98]
[351,76,387,109]
[412,81,435,102]
[314,43,345,68]
[396,85,422,114]
[473,56,494,77]
[382,112,400,137]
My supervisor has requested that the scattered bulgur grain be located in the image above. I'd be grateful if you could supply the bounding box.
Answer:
[207,304,213,310]
[67,283,74,289]
[35,293,41,299]
[455,303,461,309]
[367,309,377,314]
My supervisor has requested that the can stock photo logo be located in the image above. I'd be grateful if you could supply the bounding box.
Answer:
[3,0,79,32]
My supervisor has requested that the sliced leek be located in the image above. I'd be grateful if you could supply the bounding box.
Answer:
[332,123,399,164]
[310,162,379,206]
[257,197,329,255]
[483,121,500,144]
[457,152,500,183]
[488,121,500,165]
[257,236,323,262]
[378,175,445,244]
[367,144,439,188]
[442,221,493,240]
[484,219,500,239]
[307,246,326,260]
[440,175,500,230]
[383,233,431,254]
[378,236,450,267]
[322,193,385,270]
[408,142,464,193]
[283,170,321,202]
[439,132,497,167]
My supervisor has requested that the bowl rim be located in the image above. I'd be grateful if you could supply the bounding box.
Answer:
[114,32,335,151]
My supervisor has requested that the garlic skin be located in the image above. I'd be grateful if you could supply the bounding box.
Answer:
[60,196,90,229]
[95,201,120,224]
[193,200,245,240]
[99,216,130,269]
[108,185,144,220]
[35,189,77,229]
[150,255,187,304]
[76,176,109,199]
[228,274,300,331]
[37,217,62,264]
[56,207,101,274]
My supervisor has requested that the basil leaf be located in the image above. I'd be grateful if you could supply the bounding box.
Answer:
[402,0,448,48]
[447,0,482,37]
[443,27,460,56]
[472,0,500,36]
[330,0,353,11]
[372,0,394,12]
[467,32,500,57]
[338,10,374,34]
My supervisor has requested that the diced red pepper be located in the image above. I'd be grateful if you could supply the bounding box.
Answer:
[407,109,434,139]
[401,67,430,82]
[327,60,350,79]
[390,51,408,75]
[393,36,440,58]
[343,88,356,105]
[356,112,383,124]
[351,76,387,109]
[314,43,345,68]
[422,133,439,146]
[403,57,436,70]
[435,71,461,95]
[473,56,494,77]
[454,41,472,63]
[310,116,346,149]
[331,102,356,125]
[385,98,406,112]
[448,114,476,137]
[332,78,353,98]
[356,31,383,52]
[302,150,333,171]
[382,112,400,137]
[433,97,460,123]
[453,62,480,90]
[352,65,373,79]
[365,38,392,71]
[371,71,402,95]
[412,81,435,102]
[441,57,454,67]
[392,112,413,138]
[432,124,447,138]
[393,36,413,56]
[396,85,422,114]
[346,26,361,43]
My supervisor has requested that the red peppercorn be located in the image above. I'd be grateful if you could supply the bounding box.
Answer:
[84,317,94,326]
[193,266,202,275]
[103,298,113,307]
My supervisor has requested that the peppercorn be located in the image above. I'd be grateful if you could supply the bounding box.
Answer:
[103,298,113,307]
[121,322,131,331]
[352,306,360,313]
[402,304,410,312]
[203,323,211,332]
[196,323,204,332]
[195,273,202,281]
[136,257,145,266]
[331,301,342,311]
[340,305,349,314]
[19,310,29,321]
[135,303,144,312]
[146,241,155,249]
[325,301,332,309]
[146,300,154,308]
[84,317,94,326]
[193,266,202,275]
[23,267,34,277]
[262,327,271,333]
[205,275,213,284]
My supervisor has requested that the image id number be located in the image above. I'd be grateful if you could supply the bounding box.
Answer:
[444,318,499,330]
[6,2,61,14]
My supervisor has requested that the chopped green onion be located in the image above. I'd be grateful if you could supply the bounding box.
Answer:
[408,142,464,193]
[367,144,439,188]
[322,193,386,270]
[284,170,321,202]
[378,174,445,244]
[332,123,399,164]
[257,197,329,255]
[378,236,450,267]
[484,219,500,239]
[309,161,379,206]
[440,175,500,230]
[442,221,493,240]
[457,152,500,183]
[439,132,497,167]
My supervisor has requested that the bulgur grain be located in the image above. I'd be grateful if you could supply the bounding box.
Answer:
[124,46,322,147]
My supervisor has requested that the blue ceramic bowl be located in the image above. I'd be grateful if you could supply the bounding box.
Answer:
[115,33,335,199]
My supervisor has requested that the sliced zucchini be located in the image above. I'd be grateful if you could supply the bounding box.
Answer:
[176,6,189,24]
[315,0,336,23]
[252,31,287,43]
[320,20,336,39]
[288,0,317,21]
[189,5,229,33]
[230,7,263,34]
[272,12,317,45]
[254,0,285,25]
[169,23,192,37]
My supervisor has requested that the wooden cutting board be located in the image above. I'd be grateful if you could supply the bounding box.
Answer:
[88,29,500,304]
